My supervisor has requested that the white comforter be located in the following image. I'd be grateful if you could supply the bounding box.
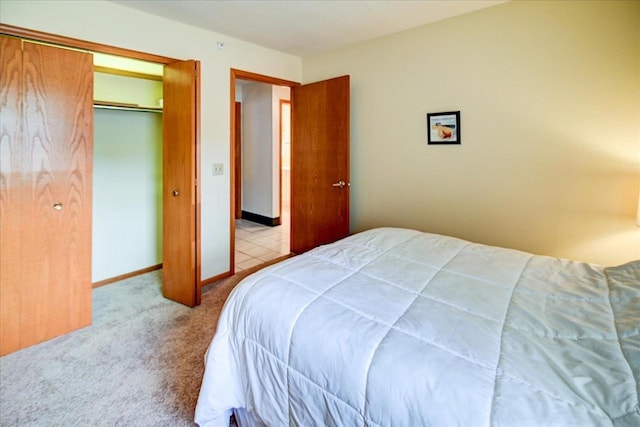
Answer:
[195,228,640,426]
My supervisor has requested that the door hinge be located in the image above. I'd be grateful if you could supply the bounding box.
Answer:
[194,179,198,187]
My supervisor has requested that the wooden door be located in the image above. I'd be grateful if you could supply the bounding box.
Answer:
[162,60,200,307]
[291,75,350,254]
[0,37,93,356]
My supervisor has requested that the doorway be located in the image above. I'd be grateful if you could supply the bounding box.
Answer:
[91,54,201,307]
[92,56,164,287]
[230,70,299,274]
[230,70,351,274]
[233,81,291,272]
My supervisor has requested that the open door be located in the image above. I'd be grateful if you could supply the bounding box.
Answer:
[291,75,350,254]
[162,60,201,307]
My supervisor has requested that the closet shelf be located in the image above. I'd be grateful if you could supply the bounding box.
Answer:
[94,100,163,113]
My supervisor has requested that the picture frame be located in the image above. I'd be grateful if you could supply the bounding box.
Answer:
[427,111,461,145]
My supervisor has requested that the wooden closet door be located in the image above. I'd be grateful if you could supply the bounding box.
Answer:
[162,60,200,307]
[0,38,93,356]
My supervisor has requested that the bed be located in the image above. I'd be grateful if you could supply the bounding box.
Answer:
[195,227,640,426]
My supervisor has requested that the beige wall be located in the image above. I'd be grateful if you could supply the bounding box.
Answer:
[2,0,638,269]
[0,0,302,279]
[302,0,640,266]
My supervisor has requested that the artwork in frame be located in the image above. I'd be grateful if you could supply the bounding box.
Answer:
[427,111,461,145]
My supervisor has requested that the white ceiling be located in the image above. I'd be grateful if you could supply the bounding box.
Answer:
[109,0,507,57]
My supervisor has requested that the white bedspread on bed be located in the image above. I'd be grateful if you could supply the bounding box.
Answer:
[195,227,640,426]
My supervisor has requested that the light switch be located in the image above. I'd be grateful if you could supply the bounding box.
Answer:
[212,163,224,176]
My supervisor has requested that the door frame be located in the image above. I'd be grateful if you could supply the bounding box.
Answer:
[229,69,299,274]
[234,101,242,219]
[278,99,291,228]
[0,23,202,297]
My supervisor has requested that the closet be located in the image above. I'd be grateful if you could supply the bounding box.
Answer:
[92,61,164,284]
[1,26,201,356]
[0,36,93,355]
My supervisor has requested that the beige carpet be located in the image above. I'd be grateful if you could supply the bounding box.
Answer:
[0,269,250,426]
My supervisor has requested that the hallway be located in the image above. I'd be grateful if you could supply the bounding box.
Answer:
[234,213,289,271]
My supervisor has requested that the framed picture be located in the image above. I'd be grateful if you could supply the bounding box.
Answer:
[427,111,461,145]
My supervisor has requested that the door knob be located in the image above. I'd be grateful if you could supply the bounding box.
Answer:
[332,180,346,188]
[53,203,63,210]
[172,190,179,197]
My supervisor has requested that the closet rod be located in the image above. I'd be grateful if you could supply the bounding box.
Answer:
[94,100,162,113]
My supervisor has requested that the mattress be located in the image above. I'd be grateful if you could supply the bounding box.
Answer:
[195,227,640,426]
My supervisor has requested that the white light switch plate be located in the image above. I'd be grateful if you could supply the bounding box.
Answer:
[212,163,224,176]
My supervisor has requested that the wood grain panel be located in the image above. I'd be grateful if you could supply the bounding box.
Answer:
[23,41,93,347]
[163,60,199,307]
[0,39,93,355]
[291,76,350,254]
[0,36,25,355]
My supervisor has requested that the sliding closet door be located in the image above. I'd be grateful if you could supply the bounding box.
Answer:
[162,60,200,307]
[0,38,93,356]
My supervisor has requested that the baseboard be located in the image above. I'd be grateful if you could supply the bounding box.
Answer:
[201,271,231,289]
[92,264,162,288]
[241,210,281,226]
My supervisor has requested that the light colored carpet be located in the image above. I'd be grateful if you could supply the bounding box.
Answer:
[0,270,245,427]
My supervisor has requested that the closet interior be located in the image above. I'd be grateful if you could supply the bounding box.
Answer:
[92,54,164,285]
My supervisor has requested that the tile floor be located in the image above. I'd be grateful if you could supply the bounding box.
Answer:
[235,215,290,272]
